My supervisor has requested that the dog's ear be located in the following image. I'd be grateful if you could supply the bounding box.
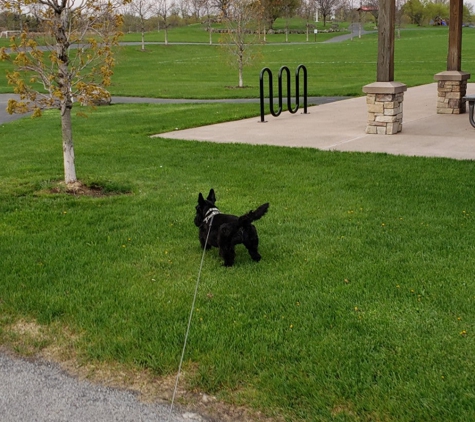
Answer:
[207,189,216,204]
[198,192,205,206]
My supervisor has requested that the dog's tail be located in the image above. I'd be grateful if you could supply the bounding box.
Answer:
[219,203,269,241]
[238,203,269,227]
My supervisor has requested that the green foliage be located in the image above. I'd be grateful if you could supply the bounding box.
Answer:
[2,103,475,420]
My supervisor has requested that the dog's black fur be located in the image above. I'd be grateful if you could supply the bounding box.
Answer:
[194,189,269,267]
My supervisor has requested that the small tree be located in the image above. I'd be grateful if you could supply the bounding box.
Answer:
[220,0,259,88]
[128,0,155,51]
[155,0,177,45]
[316,0,340,26]
[202,0,215,45]
[0,0,127,186]
[299,0,317,42]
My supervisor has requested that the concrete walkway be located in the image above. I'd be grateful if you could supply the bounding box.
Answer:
[3,83,475,161]
[155,83,475,161]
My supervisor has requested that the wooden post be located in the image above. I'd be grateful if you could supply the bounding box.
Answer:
[363,0,407,135]
[377,0,395,82]
[447,0,463,71]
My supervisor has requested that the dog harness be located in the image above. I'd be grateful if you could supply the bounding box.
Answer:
[203,207,220,225]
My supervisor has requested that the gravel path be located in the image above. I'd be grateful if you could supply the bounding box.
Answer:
[0,352,204,422]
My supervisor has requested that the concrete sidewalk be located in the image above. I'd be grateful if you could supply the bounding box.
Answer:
[155,83,475,161]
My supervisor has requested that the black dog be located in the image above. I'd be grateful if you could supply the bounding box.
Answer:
[194,189,269,267]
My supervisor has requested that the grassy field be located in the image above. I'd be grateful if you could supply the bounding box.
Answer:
[121,18,362,44]
[105,27,475,98]
[2,102,475,420]
[2,26,475,97]
[1,25,475,421]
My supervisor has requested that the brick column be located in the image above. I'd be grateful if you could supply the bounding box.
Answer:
[362,82,407,135]
[434,71,470,114]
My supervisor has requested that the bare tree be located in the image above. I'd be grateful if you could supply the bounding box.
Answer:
[201,0,216,44]
[0,0,126,186]
[299,0,317,42]
[220,0,259,88]
[186,0,206,19]
[128,0,155,50]
[316,0,340,26]
[212,0,231,18]
[155,0,176,44]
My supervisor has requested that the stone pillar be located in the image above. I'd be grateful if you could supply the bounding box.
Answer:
[434,71,470,114]
[362,81,407,135]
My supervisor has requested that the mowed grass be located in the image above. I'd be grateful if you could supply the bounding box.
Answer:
[2,27,475,97]
[120,19,346,44]
[1,103,475,420]
[101,27,475,97]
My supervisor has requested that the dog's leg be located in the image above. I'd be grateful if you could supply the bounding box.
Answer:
[220,246,236,267]
[218,224,236,266]
[243,225,262,262]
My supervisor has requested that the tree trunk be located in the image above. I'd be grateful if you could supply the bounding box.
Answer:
[62,105,77,184]
[238,55,243,88]
[141,21,146,51]
[55,7,77,185]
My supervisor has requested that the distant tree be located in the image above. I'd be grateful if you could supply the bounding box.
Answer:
[220,0,259,87]
[259,0,300,29]
[316,0,340,26]
[463,3,474,24]
[395,0,406,37]
[403,0,425,25]
[156,0,177,44]
[424,2,449,23]
[184,0,203,19]
[0,0,127,186]
[128,0,155,50]
[202,0,216,44]
[362,0,379,26]
[212,0,231,18]
[299,0,317,42]
[282,0,296,42]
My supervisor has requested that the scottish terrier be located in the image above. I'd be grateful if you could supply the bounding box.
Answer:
[194,189,269,267]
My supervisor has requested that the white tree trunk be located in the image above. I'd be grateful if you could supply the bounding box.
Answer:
[62,105,77,184]
[238,57,243,88]
[55,9,77,185]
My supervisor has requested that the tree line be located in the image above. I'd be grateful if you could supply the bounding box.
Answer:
[2,0,473,35]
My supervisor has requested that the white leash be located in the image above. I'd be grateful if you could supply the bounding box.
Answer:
[169,215,214,419]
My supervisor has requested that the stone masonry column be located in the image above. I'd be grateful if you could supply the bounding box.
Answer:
[362,81,407,135]
[434,71,470,114]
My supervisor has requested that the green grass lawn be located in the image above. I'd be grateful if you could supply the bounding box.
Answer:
[2,24,475,421]
[1,103,475,421]
[113,27,475,98]
[2,26,475,97]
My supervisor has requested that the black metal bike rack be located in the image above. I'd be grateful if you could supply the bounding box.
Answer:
[259,64,308,123]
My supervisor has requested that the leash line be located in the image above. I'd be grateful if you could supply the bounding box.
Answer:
[169,215,214,419]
